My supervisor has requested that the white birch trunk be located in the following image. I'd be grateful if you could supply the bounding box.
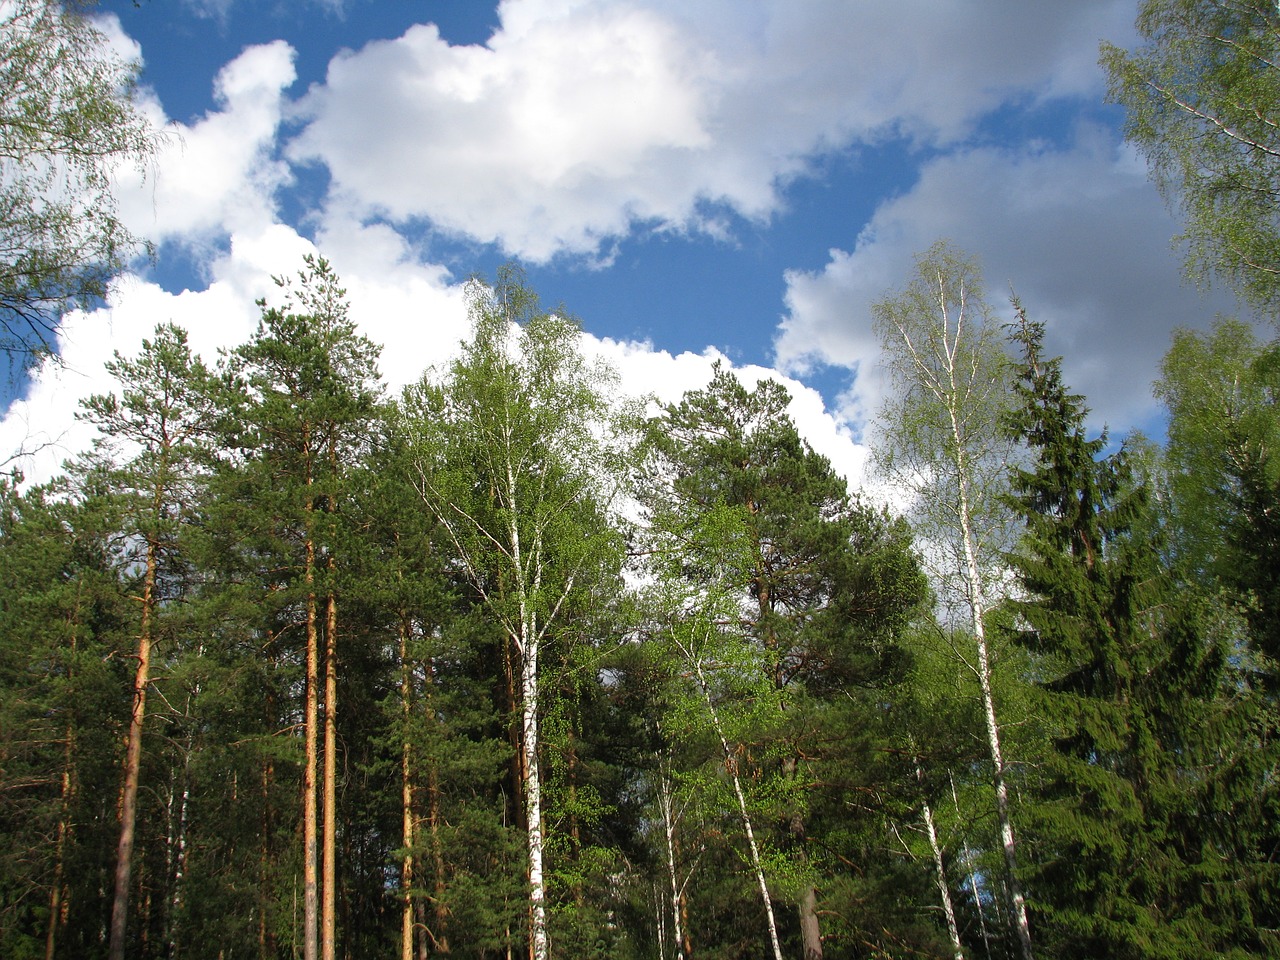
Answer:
[916,757,963,960]
[678,641,784,960]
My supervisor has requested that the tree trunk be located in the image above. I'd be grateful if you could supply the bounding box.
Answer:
[45,725,74,960]
[304,533,320,960]
[952,435,1032,960]
[656,761,687,960]
[782,756,821,960]
[108,536,159,960]
[322,587,338,960]
[400,619,415,960]
[916,757,963,960]
[521,638,549,960]
[680,642,784,960]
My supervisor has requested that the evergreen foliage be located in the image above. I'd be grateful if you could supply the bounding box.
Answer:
[1003,306,1258,958]
[0,254,1274,960]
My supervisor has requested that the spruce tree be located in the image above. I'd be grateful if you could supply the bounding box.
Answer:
[1004,305,1243,958]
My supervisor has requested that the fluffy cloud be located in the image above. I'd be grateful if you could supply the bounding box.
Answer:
[775,128,1243,437]
[288,0,1135,262]
[115,41,298,247]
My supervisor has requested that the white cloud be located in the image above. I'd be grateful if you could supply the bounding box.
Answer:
[775,127,1242,437]
[288,0,1135,262]
[116,41,298,249]
[592,338,869,490]
[0,0,1143,504]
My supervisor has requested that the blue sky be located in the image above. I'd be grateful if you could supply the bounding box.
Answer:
[1,0,1247,484]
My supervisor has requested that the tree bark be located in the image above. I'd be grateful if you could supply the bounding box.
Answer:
[678,638,784,960]
[400,618,415,960]
[916,756,963,960]
[954,463,1032,960]
[108,534,159,960]
[45,726,74,960]
[322,586,338,960]
[521,639,549,960]
[304,532,320,960]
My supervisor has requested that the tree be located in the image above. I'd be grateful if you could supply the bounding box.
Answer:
[0,0,158,361]
[0,480,130,960]
[641,365,930,959]
[406,268,637,960]
[1102,0,1280,309]
[224,257,384,960]
[1003,308,1253,958]
[870,241,1033,960]
[1154,319,1280,950]
[1155,318,1280,669]
[75,323,219,960]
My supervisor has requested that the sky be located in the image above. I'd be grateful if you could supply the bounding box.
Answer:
[0,0,1249,489]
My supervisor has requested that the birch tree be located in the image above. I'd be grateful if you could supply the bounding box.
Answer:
[871,241,1032,960]
[1102,0,1280,309]
[407,269,636,960]
[0,0,160,361]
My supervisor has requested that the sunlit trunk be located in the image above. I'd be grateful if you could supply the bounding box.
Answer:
[108,532,159,960]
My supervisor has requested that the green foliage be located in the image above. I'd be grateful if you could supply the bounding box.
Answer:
[0,0,160,360]
[0,481,131,959]
[1102,0,1280,308]
[640,364,933,957]
[1003,309,1266,958]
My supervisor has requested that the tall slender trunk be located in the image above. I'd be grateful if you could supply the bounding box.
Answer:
[504,448,549,960]
[260,749,274,960]
[521,638,548,960]
[45,725,75,960]
[916,756,963,960]
[656,760,687,960]
[400,618,415,960]
[953,459,1032,960]
[109,534,160,960]
[951,773,991,960]
[304,531,320,960]
[782,757,821,960]
[322,586,338,960]
[677,638,784,960]
[322,435,340,960]
[165,740,191,957]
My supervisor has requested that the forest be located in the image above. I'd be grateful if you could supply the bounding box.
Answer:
[1,1,1279,960]
[0,250,1276,960]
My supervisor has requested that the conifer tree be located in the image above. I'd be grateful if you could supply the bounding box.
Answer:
[75,323,220,960]
[1004,305,1244,958]
[221,256,383,960]
[642,364,929,959]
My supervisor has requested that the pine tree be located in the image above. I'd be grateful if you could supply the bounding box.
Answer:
[73,323,220,960]
[641,364,930,959]
[0,480,132,960]
[219,256,384,960]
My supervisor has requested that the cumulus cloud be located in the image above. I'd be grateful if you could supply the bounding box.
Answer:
[775,127,1242,437]
[287,0,1135,262]
[0,0,1149,503]
[115,40,298,249]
